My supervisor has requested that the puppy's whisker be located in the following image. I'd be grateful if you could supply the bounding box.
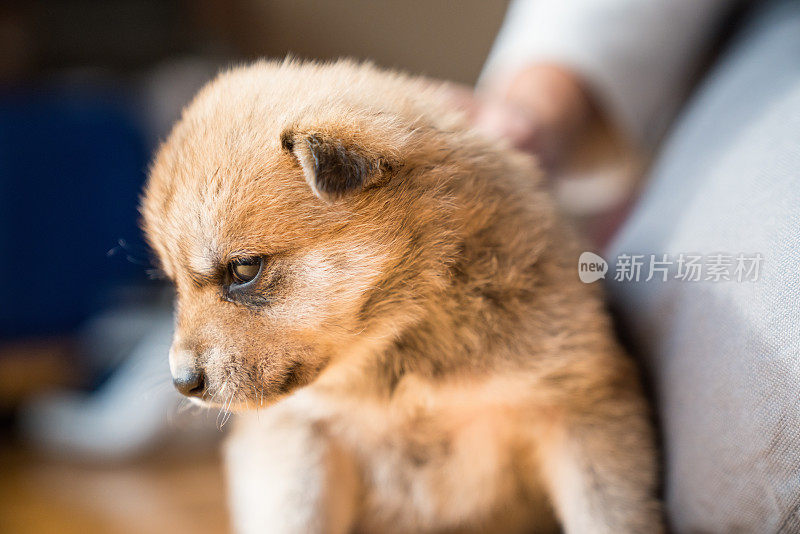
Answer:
[140,376,173,398]
[213,379,237,430]
[176,397,195,414]
[106,237,152,267]
[210,379,229,428]
[219,392,236,429]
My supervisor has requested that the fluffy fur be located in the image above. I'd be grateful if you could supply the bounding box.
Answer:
[141,59,662,533]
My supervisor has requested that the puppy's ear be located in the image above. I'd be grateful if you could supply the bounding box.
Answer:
[281,130,397,202]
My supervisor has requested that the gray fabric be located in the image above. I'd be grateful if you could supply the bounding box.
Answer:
[606,0,800,532]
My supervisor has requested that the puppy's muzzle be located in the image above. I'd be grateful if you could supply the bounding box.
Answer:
[169,347,206,398]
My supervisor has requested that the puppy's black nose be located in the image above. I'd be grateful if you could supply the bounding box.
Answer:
[172,369,205,398]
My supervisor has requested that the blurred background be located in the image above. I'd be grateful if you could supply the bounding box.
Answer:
[0,2,519,533]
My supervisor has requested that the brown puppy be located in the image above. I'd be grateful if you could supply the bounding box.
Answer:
[142,59,662,534]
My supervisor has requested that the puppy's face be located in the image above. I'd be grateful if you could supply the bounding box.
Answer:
[141,61,456,410]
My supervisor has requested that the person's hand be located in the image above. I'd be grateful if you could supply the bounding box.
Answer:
[454,65,595,172]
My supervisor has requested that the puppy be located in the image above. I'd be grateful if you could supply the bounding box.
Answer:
[141,59,662,534]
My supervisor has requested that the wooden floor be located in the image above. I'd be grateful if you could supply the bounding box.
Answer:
[0,447,230,534]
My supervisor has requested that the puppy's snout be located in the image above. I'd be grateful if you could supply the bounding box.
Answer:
[169,346,206,398]
[172,368,206,398]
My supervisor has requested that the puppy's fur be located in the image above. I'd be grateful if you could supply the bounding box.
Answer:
[142,59,662,533]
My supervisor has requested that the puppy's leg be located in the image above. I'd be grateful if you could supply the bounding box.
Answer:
[536,396,663,534]
[224,410,360,534]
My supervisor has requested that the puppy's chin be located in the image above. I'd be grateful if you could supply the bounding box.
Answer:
[186,388,293,413]
[187,396,212,408]
[187,396,270,413]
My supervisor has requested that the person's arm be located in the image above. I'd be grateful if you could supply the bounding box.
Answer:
[478,0,738,163]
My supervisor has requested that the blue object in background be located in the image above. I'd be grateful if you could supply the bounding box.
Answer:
[0,84,150,338]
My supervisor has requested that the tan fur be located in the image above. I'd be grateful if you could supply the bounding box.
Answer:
[141,59,663,533]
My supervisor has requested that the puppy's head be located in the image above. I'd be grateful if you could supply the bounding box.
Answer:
[141,60,462,410]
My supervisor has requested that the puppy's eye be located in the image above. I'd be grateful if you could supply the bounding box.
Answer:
[230,257,262,284]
